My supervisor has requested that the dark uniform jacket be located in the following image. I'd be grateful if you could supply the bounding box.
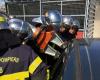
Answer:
[0,30,49,80]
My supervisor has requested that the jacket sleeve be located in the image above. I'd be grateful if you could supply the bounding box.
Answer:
[28,47,50,80]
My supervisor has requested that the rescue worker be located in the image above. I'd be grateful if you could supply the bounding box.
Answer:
[43,10,67,80]
[31,16,59,56]
[60,16,79,41]
[60,16,74,41]
[0,14,49,80]
[32,17,44,38]
[21,10,63,80]
[30,10,64,58]
[27,16,58,80]
[72,19,80,33]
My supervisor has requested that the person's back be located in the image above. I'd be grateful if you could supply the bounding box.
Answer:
[0,14,49,80]
[0,29,48,80]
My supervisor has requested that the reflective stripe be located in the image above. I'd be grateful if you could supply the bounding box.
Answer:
[0,17,5,22]
[29,56,42,74]
[0,56,42,80]
[47,69,50,80]
[60,76,63,80]
[0,71,29,80]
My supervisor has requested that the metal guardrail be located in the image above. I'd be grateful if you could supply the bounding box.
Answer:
[5,0,96,43]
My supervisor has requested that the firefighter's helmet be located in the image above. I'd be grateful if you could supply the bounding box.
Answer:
[0,13,9,30]
[44,10,62,31]
[0,13,7,23]
[0,12,10,21]
[32,16,51,28]
[8,18,33,40]
[32,17,43,26]
[72,19,80,29]
[0,16,6,22]
[63,16,73,27]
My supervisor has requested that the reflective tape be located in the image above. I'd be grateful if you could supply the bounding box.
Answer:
[0,16,5,22]
[29,56,42,74]
[47,69,50,80]
[0,71,29,80]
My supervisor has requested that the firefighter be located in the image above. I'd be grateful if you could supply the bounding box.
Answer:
[30,10,64,58]
[72,19,80,34]
[43,10,67,80]
[22,10,63,80]
[0,14,49,80]
[60,16,74,41]
[27,16,58,80]
[60,16,79,41]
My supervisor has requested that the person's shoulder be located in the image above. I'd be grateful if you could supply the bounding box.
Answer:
[18,44,33,52]
[10,44,34,54]
[12,44,37,59]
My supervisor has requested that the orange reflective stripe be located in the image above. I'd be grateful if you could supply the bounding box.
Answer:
[29,56,42,74]
[0,71,29,80]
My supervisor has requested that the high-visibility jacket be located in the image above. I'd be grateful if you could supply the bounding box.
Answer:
[0,45,49,80]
